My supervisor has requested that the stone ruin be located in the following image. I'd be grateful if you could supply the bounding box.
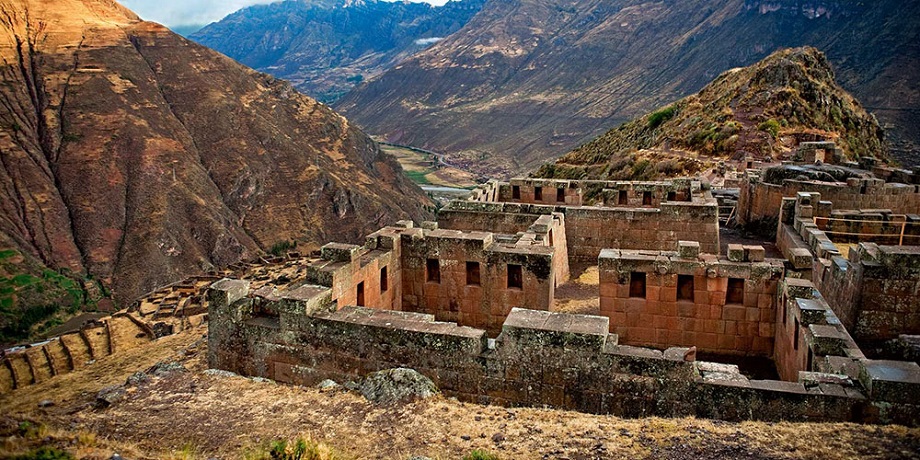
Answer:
[4,166,920,425]
[207,175,920,425]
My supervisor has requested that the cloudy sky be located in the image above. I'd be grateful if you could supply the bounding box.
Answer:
[120,0,450,28]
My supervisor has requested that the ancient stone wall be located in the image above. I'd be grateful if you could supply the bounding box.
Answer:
[320,240,402,312]
[815,244,920,342]
[208,281,920,425]
[737,172,920,234]
[438,202,549,236]
[598,243,783,356]
[773,278,865,382]
[775,193,920,342]
[820,210,920,246]
[398,226,559,336]
[499,178,694,208]
[440,197,720,262]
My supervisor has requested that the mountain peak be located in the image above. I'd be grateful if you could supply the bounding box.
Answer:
[336,0,918,176]
[533,46,886,181]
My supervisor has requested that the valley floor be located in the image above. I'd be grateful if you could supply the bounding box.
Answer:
[1,326,918,459]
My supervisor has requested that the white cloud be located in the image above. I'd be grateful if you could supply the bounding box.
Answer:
[414,37,444,45]
[119,0,452,28]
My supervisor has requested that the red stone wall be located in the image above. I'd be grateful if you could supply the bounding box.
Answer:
[441,202,720,263]
[814,244,920,341]
[773,280,811,381]
[500,179,582,205]
[332,248,401,312]
[399,230,557,336]
[598,250,783,356]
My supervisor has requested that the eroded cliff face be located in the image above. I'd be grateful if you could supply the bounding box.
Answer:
[0,0,432,315]
[336,0,919,176]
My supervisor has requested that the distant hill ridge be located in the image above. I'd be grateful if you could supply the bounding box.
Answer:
[191,0,486,102]
[533,47,887,180]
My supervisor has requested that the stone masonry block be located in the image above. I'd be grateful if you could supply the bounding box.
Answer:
[321,243,362,262]
[858,360,920,404]
[209,278,251,308]
[808,324,850,356]
[789,248,813,269]
[678,241,701,259]
[744,245,765,263]
[727,244,745,262]
[796,299,828,326]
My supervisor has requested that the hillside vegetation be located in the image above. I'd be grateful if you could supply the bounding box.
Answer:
[534,47,886,180]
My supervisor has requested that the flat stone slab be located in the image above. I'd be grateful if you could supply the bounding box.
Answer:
[859,360,920,404]
[504,308,609,336]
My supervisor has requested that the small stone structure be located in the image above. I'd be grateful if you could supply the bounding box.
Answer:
[599,244,783,355]
[776,191,920,343]
[447,178,720,260]
[796,141,844,164]
[737,164,920,234]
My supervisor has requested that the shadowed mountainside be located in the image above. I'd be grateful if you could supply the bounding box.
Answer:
[336,0,919,177]
[534,47,886,180]
[0,0,432,341]
[190,0,486,103]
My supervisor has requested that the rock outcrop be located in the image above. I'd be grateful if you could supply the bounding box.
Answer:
[356,368,439,405]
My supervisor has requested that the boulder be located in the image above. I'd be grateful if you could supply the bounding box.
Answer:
[96,385,126,408]
[357,368,438,404]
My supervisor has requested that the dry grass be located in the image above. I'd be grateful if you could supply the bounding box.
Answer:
[1,326,918,459]
[554,266,601,315]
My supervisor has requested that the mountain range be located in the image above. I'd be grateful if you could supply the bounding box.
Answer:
[329,0,919,177]
[0,0,431,342]
[191,0,486,103]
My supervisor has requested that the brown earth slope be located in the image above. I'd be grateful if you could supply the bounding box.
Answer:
[336,0,920,177]
[534,47,886,180]
[0,0,432,323]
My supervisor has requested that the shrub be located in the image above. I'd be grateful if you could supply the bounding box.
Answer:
[758,118,781,138]
[269,240,297,257]
[463,451,500,460]
[647,105,678,129]
[11,447,74,460]
[265,437,340,460]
